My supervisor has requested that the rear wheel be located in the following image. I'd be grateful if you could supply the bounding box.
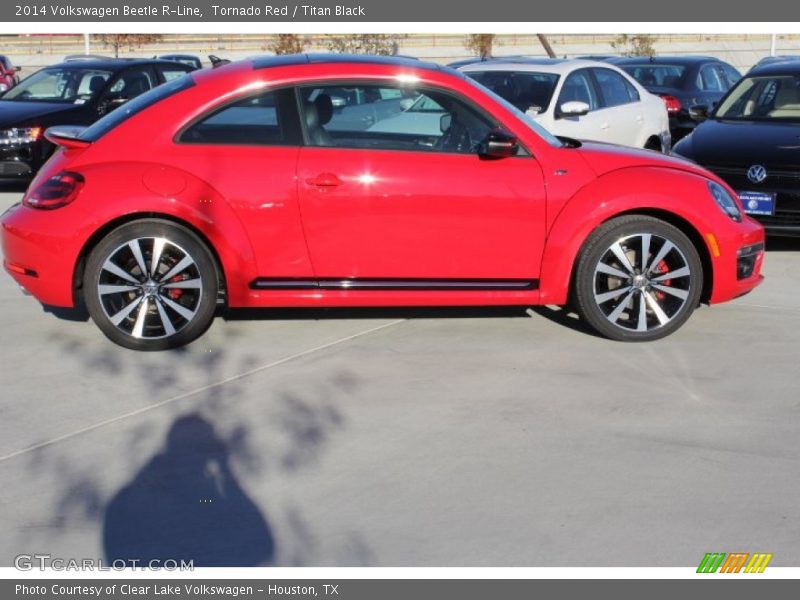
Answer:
[573,215,703,342]
[83,219,218,350]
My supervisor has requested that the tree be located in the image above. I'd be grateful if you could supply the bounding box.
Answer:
[324,34,405,55]
[610,34,658,57]
[268,34,309,55]
[96,34,163,58]
[464,34,496,59]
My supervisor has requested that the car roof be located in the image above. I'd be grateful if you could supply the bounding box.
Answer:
[459,58,620,74]
[250,53,440,72]
[747,60,800,76]
[46,58,193,71]
[612,55,721,65]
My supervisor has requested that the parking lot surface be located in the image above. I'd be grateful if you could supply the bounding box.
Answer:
[1,185,799,567]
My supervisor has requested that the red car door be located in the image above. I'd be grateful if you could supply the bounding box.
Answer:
[295,83,547,283]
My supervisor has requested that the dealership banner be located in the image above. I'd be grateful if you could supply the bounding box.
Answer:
[3,0,800,22]
[5,580,800,599]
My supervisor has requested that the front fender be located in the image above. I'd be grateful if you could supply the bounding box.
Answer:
[538,166,727,305]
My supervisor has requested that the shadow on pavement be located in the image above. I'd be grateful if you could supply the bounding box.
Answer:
[102,414,274,567]
[221,305,532,322]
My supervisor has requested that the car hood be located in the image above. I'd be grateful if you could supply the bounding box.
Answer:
[677,119,800,168]
[0,101,84,128]
[576,141,711,179]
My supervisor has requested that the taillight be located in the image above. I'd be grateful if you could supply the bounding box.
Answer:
[23,171,85,210]
[660,95,682,114]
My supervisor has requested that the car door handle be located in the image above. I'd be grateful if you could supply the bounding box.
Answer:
[635,115,644,122]
[600,122,610,130]
[306,173,342,187]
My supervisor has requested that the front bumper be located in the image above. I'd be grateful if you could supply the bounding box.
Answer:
[0,141,38,178]
[707,216,765,304]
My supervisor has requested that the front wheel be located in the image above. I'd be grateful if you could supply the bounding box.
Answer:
[573,215,703,342]
[83,219,218,351]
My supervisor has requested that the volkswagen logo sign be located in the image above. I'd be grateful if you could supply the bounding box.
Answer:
[747,164,768,184]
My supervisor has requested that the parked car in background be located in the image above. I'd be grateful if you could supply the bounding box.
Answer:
[673,61,800,235]
[0,55,763,349]
[156,54,203,70]
[0,58,194,177]
[0,55,20,92]
[748,55,800,72]
[613,56,741,141]
[461,58,671,151]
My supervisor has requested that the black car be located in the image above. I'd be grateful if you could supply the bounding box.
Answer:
[612,56,741,140]
[672,61,800,235]
[0,58,195,178]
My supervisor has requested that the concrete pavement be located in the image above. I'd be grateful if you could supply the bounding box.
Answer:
[1,186,799,567]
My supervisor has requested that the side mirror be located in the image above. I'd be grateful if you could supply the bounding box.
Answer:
[478,129,519,158]
[689,104,709,121]
[557,101,590,119]
[439,113,452,133]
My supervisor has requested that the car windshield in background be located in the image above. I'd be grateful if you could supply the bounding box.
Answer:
[79,74,195,142]
[715,75,800,120]
[1,67,112,102]
[463,75,563,148]
[466,70,559,114]
[620,65,687,88]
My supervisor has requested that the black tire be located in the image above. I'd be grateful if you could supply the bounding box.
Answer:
[573,215,703,342]
[83,219,218,350]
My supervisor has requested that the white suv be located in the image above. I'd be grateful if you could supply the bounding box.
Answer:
[461,58,670,152]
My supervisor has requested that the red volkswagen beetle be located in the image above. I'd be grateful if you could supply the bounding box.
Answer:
[1,55,764,350]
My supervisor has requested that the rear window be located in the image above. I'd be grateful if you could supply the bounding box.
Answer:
[79,74,195,142]
[621,65,687,88]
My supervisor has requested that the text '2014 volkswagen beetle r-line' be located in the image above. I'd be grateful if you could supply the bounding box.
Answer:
[1,55,765,350]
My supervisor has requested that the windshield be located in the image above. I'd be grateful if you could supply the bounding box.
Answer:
[715,75,800,121]
[466,71,559,114]
[463,75,563,147]
[620,65,686,88]
[2,67,112,103]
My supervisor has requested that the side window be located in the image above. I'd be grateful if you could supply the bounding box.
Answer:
[159,66,190,82]
[180,89,296,146]
[697,65,725,92]
[557,70,599,111]
[720,64,742,89]
[106,66,156,100]
[593,68,640,107]
[297,84,497,155]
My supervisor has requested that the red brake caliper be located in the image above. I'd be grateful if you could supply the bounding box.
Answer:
[167,275,184,300]
[653,260,670,301]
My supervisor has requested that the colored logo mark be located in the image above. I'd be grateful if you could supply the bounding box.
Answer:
[697,552,773,573]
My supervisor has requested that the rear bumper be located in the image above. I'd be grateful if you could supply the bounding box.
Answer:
[1,202,78,307]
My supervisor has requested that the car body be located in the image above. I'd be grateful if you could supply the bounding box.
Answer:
[461,58,671,151]
[612,56,742,141]
[156,54,203,70]
[673,61,800,235]
[1,54,764,350]
[0,58,195,178]
[0,55,20,92]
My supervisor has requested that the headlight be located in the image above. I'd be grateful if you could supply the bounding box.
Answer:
[0,127,43,145]
[707,180,742,222]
